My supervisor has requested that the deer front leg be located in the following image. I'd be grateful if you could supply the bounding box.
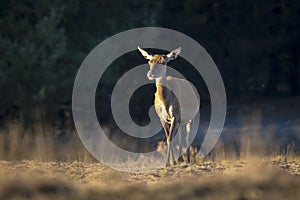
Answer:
[157,105,176,166]
[165,119,174,167]
[159,118,171,166]
[168,116,180,166]
[166,137,171,167]
[163,116,176,167]
[171,132,179,165]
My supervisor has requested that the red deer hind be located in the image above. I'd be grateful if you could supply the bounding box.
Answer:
[138,47,200,166]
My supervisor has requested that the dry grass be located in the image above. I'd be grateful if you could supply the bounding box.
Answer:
[0,111,299,199]
[0,158,300,200]
[0,120,93,162]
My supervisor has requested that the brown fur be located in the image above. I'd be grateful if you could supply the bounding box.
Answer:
[138,47,199,166]
[151,55,167,65]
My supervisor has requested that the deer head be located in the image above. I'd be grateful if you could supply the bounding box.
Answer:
[138,47,182,80]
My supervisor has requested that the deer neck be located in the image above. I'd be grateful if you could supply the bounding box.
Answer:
[155,70,166,89]
[153,65,170,111]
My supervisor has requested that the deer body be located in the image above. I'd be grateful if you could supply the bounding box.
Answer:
[138,47,200,166]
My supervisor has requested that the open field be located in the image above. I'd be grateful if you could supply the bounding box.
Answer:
[1,1,300,199]
[0,97,299,199]
[0,157,300,200]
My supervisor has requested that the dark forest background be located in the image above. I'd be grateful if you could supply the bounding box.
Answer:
[0,0,299,136]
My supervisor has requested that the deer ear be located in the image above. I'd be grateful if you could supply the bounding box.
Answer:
[166,47,182,60]
[138,46,152,60]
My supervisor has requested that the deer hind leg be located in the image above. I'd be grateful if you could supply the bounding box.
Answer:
[186,120,192,163]
[177,126,184,163]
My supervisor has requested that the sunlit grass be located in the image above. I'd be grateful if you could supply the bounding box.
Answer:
[0,119,299,199]
[0,158,300,200]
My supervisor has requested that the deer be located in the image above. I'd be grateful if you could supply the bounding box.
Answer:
[138,47,200,166]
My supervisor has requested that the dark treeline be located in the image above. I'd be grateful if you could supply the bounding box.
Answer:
[0,0,299,129]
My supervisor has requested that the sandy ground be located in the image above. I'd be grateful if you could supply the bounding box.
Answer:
[0,157,299,200]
